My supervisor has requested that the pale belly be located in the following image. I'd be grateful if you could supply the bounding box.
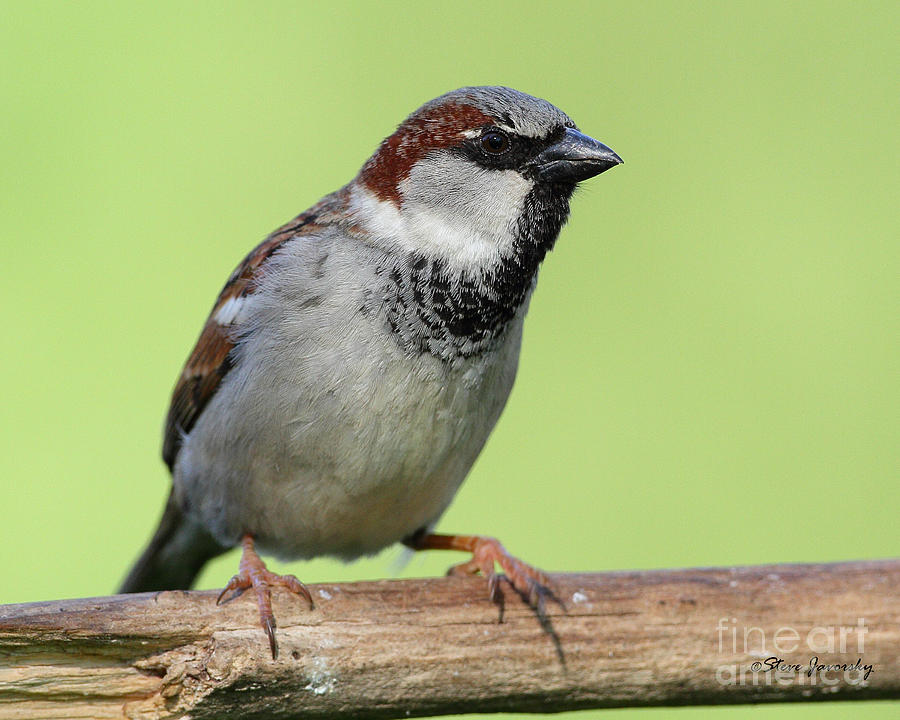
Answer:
[173,308,524,560]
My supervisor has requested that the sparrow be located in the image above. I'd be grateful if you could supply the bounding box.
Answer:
[120,86,622,657]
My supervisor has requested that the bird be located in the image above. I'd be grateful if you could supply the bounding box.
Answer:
[120,86,622,657]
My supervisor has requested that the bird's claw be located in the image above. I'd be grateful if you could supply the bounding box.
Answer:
[217,536,314,659]
[447,536,561,617]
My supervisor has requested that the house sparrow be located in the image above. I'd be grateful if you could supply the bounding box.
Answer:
[121,86,622,657]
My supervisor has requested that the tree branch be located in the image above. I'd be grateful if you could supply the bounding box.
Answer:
[0,559,897,719]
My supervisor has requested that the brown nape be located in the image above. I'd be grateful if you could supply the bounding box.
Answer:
[358,102,493,205]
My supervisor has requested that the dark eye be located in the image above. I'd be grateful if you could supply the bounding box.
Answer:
[480,130,510,155]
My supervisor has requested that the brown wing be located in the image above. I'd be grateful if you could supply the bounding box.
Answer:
[162,211,321,470]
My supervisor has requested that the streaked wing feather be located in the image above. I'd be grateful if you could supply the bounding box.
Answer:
[162,210,321,469]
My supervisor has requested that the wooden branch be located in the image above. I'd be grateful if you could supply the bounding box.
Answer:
[0,560,897,719]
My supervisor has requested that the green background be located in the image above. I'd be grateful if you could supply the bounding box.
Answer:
[1,2,897,718]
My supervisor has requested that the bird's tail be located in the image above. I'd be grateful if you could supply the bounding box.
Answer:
[119,489,229,593]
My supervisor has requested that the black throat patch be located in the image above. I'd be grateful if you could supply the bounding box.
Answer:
[381,182,575,361]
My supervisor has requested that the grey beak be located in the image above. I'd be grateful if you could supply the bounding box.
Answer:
[531,127,623,183]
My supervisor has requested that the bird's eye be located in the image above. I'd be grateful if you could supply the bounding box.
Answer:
[480,130,510,155]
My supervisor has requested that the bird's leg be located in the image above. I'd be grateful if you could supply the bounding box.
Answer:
[403,532,557,614]
[216,534,313,659]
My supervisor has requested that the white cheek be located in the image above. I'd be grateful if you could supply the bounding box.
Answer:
[350,158,533,275]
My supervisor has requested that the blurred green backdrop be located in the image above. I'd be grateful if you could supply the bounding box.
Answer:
[1,1,897,718]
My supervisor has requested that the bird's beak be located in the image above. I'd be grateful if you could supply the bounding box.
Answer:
[531,127,623,183]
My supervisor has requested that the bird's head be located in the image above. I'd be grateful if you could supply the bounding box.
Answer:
[349,86,622,275]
